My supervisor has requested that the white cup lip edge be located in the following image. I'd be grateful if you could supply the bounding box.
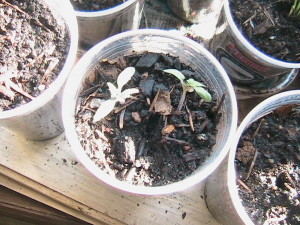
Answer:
[74,0,141,17]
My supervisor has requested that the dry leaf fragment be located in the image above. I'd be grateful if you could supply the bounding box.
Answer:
[161,124,175,135]
[0,70,34,100]
[132,112,142,123]
[154,91,173,115]
[236,141,256,165]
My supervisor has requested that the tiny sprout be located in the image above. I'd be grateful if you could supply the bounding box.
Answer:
[289,0,300,17]
[163,69,212,111]
[163,69,185,83]
[186,78,212,102]
[93,67,139,123]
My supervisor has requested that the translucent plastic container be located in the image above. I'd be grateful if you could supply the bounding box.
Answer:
[167,0,223,23]
[205,90,300,225]
[74,0,144,49]
[62,29,238,195]
[0,0,78,140]
[209,0,300,99]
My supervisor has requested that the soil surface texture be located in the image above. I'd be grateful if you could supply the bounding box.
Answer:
[0,0,70,111]
[230,0,300,62]
[70,0,127,11]
[236,104,300,225]
[75,52,221,187]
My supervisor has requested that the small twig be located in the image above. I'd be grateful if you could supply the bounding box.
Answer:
[40,58,59,84]
[264,8,275,27]
[2,0,52,33]
[82,91,102,106]
[169,85,175,94]
[198,118,209,133]
[32,19,52,33]
[164,136,190,146]
[146,97,151,105]
[163,115,168,127]
[114,99,136,114]
[212,93,226,114]
[177,89,186,112]
[245,150,258,181]
[95,129,109,143]
[82,106,96,114]
[28,52,45,67]
[2,0,27,15]
[281,171,296,189]
[6,79,34,100]
[79,84,101,98]
[0,84,14,100]
[253,118,265,139]
[186,106,195,132]
[119,109,126,129]
[243,12,257,25]
[174,124,190,128]
[237,179,253,193]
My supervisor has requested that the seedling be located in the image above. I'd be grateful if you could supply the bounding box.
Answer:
[163,69,211,111]
[93,67,139,123]
[289,0,300,17]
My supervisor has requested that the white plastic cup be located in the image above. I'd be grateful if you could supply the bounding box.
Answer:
[0,0,78,140]
[205,90,300,225]
[209,0,300,99]
[74,0,144,49]
[62,29,238,195]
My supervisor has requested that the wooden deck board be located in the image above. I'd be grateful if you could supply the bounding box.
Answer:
[0,127,220,225]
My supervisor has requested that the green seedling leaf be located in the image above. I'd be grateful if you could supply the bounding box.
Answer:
[163,69,185,82]
[289,0,300,17]
[93,67,139,123]
[120,88,139,99]
[93,99,117,123]
[186,78,206,87]
[116,88,139,104]
[107,82,118,98]
[117,67,136,90]
[296,0,300,16]
[194,86,212,102]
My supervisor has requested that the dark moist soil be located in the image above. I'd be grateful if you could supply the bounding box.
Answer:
[236,104,300,225]
[75,52,221,187]
[0,0,70,111]
[70,0,127,11]
[230,0,300,63]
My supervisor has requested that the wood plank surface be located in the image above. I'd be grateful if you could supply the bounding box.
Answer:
[0,127,221,225]
[0,186,90,225]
